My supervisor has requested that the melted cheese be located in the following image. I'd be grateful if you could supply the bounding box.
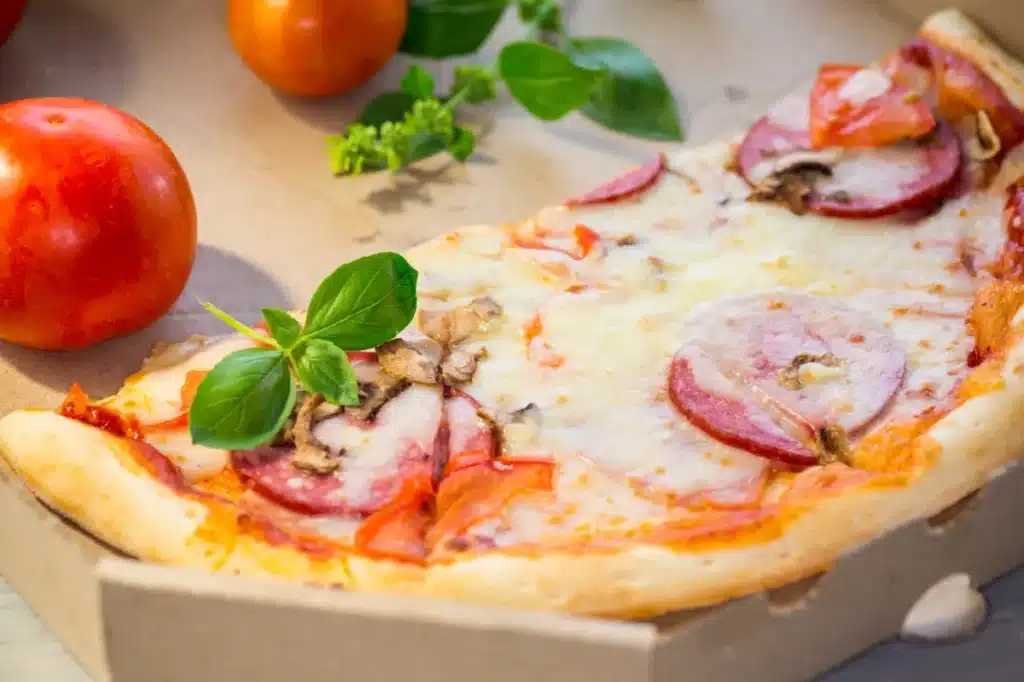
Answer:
[403,140,1023,547]
[313,385,443,509]
[837,68,892,105]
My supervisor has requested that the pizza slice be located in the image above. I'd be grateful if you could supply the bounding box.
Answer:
[4,8,1024,620]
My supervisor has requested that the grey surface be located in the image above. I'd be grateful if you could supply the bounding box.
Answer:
[826,570,1024,681]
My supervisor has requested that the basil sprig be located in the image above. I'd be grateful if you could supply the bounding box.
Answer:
[327,0,682,175]
[188,252,418,450]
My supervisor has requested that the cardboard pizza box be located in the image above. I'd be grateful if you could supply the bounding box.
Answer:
[0,1,1022,681]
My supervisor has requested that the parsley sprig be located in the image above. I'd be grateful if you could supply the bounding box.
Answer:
[327,0,682,176]
[188,253,418,450]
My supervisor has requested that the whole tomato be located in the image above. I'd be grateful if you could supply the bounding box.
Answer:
[0,98,197,351]
[227,0,408,97]
[0,0,26,47]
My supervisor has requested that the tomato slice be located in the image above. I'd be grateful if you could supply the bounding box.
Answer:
[353,476,434,563]
[427,459,555,552]
[809,64,936,149]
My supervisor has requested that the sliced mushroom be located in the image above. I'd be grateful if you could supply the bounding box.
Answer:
[965,109,1001,162]
[376,338,442,385]
[348,370,409,423]
[419,296,504,347]
[748,149,840,215]
[817,424,851,465]
[777,352,841,390]
[291,393,343,475]
[441,347,482,384]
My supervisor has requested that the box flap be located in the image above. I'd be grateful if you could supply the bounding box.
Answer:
[97,559,655,682]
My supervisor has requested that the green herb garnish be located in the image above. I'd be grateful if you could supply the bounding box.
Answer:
[188,252,418,450]
[327,0,682,176]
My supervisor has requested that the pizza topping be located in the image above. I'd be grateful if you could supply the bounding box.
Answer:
[376,338,443,385]
[508,220,606,262]
[440,347,483,384]
[965,109,1001,162]
[495,402,543,453]
[747,150,839,215]
[353,476,433,563]
[737,104,962,218]
[290,393,343,475]
[348,363,410,422]
[808,64,936,149]
[189,252,419,451]
[59,384,142,440]
[564,154,665,207]
[232,385,443,516]
[899,38,1024,154]
[522,312,565,368]
[445,392,499,473]
[428,458,555,553]
[669,293,906,466]
[419,296,503,347]
[777,353,843,390]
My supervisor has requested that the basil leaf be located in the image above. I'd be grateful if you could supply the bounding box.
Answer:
[302,252,419,350]
[262,308,301,350]
[356,92,419,127]
[189,349,296,450]
[402,0,509,59]
[401,65,436,98]
[294,339,360,406]
[448,126,476,161]
[498,41,602,121]
[569,37,683,142]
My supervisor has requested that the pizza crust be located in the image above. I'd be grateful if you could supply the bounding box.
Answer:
[0,410,230,569]
[920,9,1024,112]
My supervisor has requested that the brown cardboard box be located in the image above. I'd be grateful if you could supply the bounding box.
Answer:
[1,2,1023,681]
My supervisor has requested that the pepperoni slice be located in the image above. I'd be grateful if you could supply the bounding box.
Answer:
[736,95,962,219]
[564,154,665,207]
[668,293,906,467]
[232,385,444,517]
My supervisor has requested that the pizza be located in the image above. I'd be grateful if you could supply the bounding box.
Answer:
[3,8,1024,620]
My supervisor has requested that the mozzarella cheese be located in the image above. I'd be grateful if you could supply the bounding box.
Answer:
[404,140,1022,545]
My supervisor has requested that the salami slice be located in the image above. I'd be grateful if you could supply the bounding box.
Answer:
[669,293,906,466]
[564,154,666,207]
[736,95,962,219]
[232,385,444,516]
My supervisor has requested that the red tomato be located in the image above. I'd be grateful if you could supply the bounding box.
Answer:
[0,0,26,47]
[0,98,197,351]
[809,64,936,149]
[227,0,408,98]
